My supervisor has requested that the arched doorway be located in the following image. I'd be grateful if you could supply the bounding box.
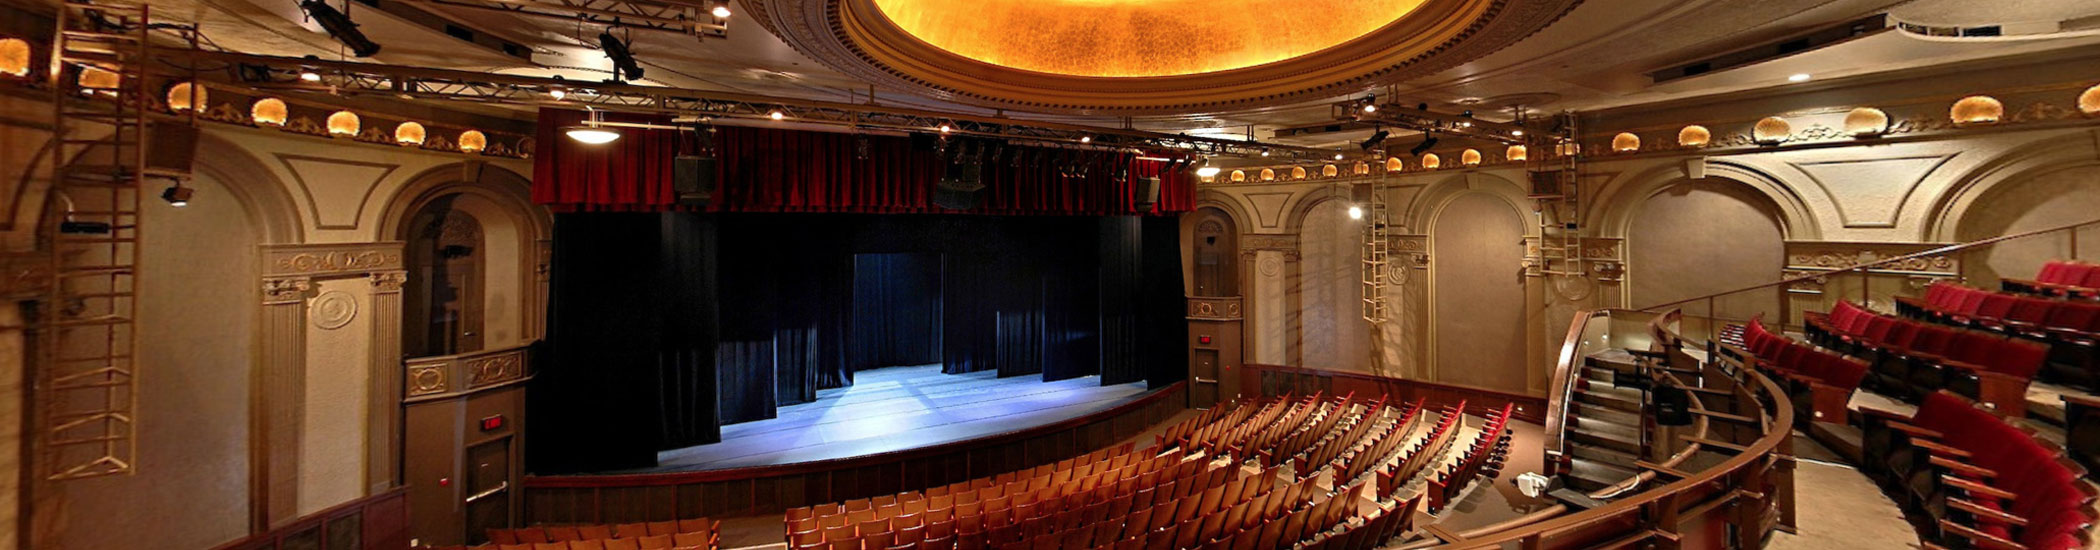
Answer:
[1182,205,1243,405]
[404,196,487,357]
[1430,192,1527,393]
[1187,207,1241,298]
[1627,178,1786,323]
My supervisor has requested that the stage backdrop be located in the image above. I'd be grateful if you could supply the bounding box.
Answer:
[531,109,1197,215]
[530,212,1187,474]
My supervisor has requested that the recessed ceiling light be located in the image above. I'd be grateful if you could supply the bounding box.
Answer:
[1787,73,1812,83]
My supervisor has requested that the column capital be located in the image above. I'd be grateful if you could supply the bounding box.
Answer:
[369,271,408,293]
[261,276,312,305]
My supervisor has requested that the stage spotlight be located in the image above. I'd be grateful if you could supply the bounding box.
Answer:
[1359,128,1389,152]
[299,0,381,57]
[598,31,644,82]
[1079,136,1091,144]
[1511,130,1524,137]
[939,123,952,134]
[1347,205,1364,220]
[1410,134,1439,156]
[564,108,621,144]
[710,1,731,18]
[1333,152,1344,161]
[1259,148,1270,157]
[1194,158,1221,178]
[59,220,112,234]
[769,110,785,121]
[160,184,194,207]
[299,67,321,82]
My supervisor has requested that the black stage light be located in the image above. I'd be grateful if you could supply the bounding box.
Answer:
[1410,134,1439,156]
[598,31,644,82]
[59,220,112,234]
[1359,128,1389,152]
[299,0,381,57]
[160,184,194,207]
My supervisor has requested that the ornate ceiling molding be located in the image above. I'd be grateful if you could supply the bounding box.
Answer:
[747,0,1584,116]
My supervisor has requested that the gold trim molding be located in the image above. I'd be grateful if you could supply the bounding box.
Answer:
[263,242,407,278]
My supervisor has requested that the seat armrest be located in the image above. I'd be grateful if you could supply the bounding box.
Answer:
[1936,519,2027,550]
[1946,497,2027,527]
[1888,421,1945,440]
[1942,476,2016,501]
[1912,440,1971,459]
[1931,456,1997,480]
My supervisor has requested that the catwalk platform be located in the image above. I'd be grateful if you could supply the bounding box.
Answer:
[645,365,1156,472]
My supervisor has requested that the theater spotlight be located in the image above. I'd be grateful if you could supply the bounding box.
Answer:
[1410,134,1439,156]
[710,1,732,18]
[1359,128,1389,152]
[564,108,621,144]
[598,31,644,82]
[1347,204,1364,220]
[299,0,381,57]
[1194,158,1221,178]
[160,184,194,207]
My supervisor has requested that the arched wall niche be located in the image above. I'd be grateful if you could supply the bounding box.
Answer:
[1589,160,1816,242]
[1292,195,1372,372]
[1622,176,1789,321]
[379,163,551,352]
[1416,173,1533,394]
[27,133,292,550]
[1942,160,2100,285]
[1184,207,1242,298]
[1924,135,2100,242]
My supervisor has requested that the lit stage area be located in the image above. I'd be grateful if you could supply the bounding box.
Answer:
[649,365,1154,472]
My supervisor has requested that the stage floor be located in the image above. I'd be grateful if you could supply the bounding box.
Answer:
[648,365,1155,472]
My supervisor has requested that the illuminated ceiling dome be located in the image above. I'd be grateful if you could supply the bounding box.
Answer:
[748,0,1580,114]
[870,0,1430,77]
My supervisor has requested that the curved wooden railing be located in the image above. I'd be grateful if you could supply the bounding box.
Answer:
[1419,308,1792,550]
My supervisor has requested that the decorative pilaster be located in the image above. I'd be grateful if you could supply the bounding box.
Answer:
[366,271,406,492]
[257,275,311,528]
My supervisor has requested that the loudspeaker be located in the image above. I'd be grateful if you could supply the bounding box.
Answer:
[146,122,199,174]
[1653,384,1693,426]
[1132,176,1161,211]
[674,155,717,205]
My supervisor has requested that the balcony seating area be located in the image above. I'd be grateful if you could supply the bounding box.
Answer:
[1896,281,2100,389]
[477,518,721,550]
[1423,403,1514,513]
[1729,315,1870,424]
[2002,260,2100,299]
[1804,300,2048,415]
[1858,392,2098,550]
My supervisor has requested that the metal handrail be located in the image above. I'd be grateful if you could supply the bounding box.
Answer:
[1636,217,2100,312]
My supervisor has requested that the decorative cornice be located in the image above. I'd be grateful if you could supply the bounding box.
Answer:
[403,344,534,402]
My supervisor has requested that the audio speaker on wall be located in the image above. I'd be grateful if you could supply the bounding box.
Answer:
[1132,176,1162,211]
[146,122,200,174]
[674,155,718,206]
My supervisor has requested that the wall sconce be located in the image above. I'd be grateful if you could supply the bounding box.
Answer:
[1752,117,1791,144]
[458,130,487,154]
[1611,133,1640,152]
[1843,107,1888,137]
[1505,145,1527,162]
[251,98,288,127]
[394,122,426,146]
[2080,84,2099,115]
[327,110,361,137]
[1460,149,1482,166]
[1385,157,1404,172]
[166,81,206,112]
[1677,125,1710,147]
[1420,153,1441,169]
[0,38,29,77]
[1950,95,2003,125]
[1322,164,1339,178]
[1290,166,1307,180]
[1260,168,1276,181]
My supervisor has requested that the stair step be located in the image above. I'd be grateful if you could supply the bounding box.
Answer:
[1567,443,1641,468]
[1573,387,1642,412]
[1568,425,1642,454]
[1563,457,1640,492]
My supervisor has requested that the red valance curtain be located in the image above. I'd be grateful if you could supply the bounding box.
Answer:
[532,109,1194,215]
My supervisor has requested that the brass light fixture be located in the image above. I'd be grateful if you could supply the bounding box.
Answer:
[1843,107,1889,137]
[394,121,427,146]
[327,110,361,137]
[459,130,488,154]
[1677,125,1710,147]
[1460,149,1482,166]
[1505,145,1527,162]
[0,38,28,77]
[1752,117,1790,144]
[166,81,206,112]
[1611,132,1639,152]
[1950,95,2003,125]
[251,98,288,127]
[1420,153,1441,169]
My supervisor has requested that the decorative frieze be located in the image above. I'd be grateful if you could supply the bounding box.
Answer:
[1785,241,1959,276]
[263,242,406,278]
[403,345,533,402]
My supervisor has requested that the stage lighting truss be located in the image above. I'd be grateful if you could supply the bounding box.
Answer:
[384,0,729,39]
[1332,100,1530,146]
[163,49,1335,161]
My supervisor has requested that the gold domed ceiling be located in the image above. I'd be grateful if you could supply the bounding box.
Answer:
[746,0,1582,115]
[867,0,1431,78]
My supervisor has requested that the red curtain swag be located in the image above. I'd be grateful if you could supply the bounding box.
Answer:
[533,109,1194,215]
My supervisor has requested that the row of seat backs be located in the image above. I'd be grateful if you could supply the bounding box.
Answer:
[479,536,708,550]
[1293,397,1406,478]
[1744,316,1870,391]
[1826,300,2049,380]
[489,519,717,546]
[1921,282,2100,332]
[1299,496,1418,550]
[2034,261,2100,289]
[1428,404,1516,511]
[1903,392,2095,550]
[792,443,1148,525]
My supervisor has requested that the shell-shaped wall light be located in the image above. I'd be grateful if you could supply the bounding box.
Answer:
[459,130,487,154]
[1752,117,1791,144]
[166,81,206,112]
[251,98,288,127]
[1321,164,1339,178]
[1290,166,1308,180]
[395,121,427,146]
[0,38,29,77]
[1460,148,1482,166]
[1950,95,2003,125]
[1260,168,1276,181]
[1843,107,1888,137]
[1420,153,1441,169]
[1385,157,1404,172]
[1611,133,1640,152]
[1229,170,1246,182]
[1505,145,1527,162]
[327,110,361,137]
[2080,84,2100,115]
[1678,125,1710,147]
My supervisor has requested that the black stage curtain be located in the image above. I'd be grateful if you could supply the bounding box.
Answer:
[535,212,1188,470]
[850,254,944,373]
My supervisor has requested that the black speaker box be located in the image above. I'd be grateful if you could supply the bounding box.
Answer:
[1133,176,1162,211]
[674,155,718,205]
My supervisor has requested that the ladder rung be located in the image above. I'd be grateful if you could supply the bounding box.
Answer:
[56,236,137,244]
[52,353,135,363]
[61,30,139,41]
[51,316,134,327]
[55,266,136,276]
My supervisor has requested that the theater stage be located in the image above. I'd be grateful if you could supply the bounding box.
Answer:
[645,365,1155,472]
